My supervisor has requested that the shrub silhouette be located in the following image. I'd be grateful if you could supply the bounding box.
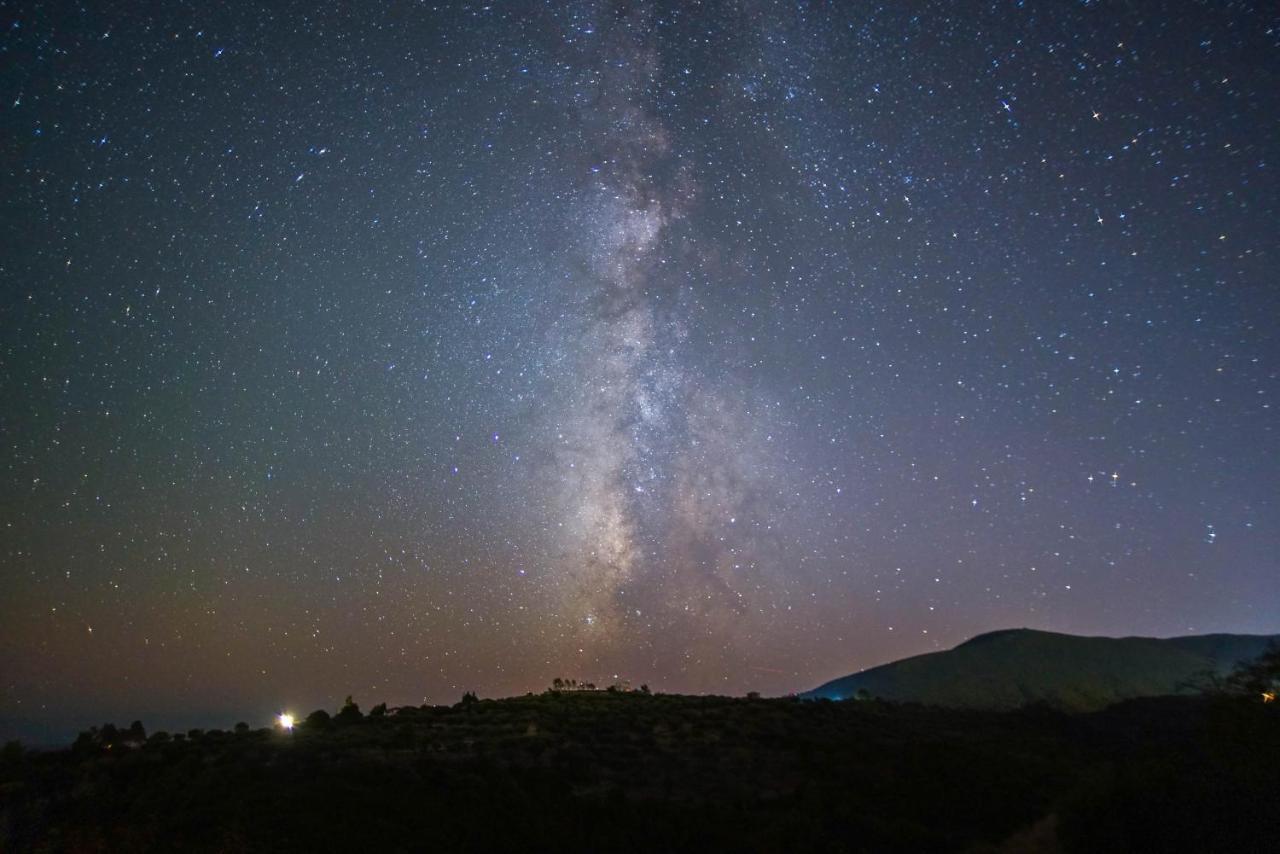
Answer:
[1225,643,1280,697]
[335,696,363,724]
[304,709,332,729]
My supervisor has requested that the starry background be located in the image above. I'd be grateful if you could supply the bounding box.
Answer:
[2,0,1277,742]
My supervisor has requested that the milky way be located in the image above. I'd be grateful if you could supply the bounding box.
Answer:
[1,1,1277,740]
[532,4,802,654]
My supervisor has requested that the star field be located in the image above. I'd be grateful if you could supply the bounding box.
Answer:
[1,1,1277,739]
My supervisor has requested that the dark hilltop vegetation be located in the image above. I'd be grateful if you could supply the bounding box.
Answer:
[2,644,1278,853]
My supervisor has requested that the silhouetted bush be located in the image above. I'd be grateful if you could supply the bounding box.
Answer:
[304,709,332,729]
[1225,642,1280,697]
[335,696,363,725]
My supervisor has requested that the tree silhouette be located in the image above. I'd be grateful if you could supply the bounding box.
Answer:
[336,695,363,724]
[1,740,23,764]
[1226,643,1280,697]
[304,709,331,729]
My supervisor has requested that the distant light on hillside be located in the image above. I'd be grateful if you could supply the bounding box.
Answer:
[277,713,294,730]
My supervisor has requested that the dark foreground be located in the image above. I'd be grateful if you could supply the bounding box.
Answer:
[2,691,1276,852]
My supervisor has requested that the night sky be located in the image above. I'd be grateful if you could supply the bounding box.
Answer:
[2,1,1278,741]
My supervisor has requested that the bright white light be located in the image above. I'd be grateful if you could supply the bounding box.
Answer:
[278,713,294,730]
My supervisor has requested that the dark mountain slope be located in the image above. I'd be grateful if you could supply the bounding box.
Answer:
[802,628,1278,710]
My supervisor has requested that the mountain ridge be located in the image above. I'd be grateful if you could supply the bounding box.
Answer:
[802,628,1279,711]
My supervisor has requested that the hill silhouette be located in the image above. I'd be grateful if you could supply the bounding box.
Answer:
[3,686,1278,852]
[801,628,1280,710]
